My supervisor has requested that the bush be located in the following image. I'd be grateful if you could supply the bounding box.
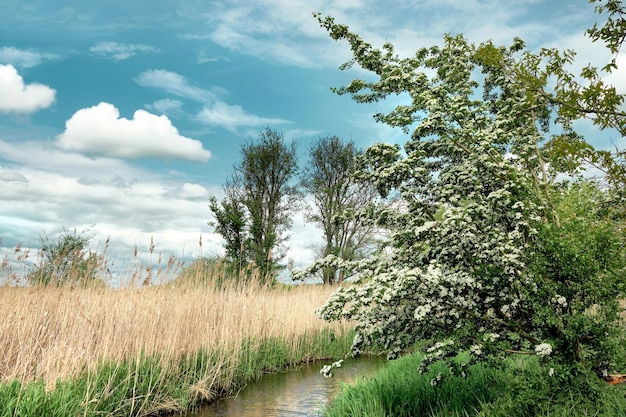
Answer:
[28,228,105,287]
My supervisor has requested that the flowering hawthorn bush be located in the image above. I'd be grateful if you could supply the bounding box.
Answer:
[299,9,626,380]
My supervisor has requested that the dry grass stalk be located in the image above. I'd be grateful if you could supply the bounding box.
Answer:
[0,282,347,388]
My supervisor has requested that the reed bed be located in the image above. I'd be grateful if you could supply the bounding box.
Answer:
[0,283,346,385]
[0,257,354,416]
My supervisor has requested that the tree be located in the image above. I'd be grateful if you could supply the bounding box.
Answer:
[210,128,299,282]
[208,191,247,271]
[304,5,626,386]
[300,136,378,284]
[28,228,105,287]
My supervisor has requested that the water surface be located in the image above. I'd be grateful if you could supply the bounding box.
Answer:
[187,356,386,417]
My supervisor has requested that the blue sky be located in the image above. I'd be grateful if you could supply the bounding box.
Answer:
[0,0,622,276]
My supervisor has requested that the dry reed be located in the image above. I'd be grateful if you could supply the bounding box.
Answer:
[0,241,354,414]
[0,281,348,388]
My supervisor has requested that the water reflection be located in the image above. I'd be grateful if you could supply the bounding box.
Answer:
[188,356,386,417]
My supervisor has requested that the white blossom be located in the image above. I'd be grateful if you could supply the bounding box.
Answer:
[320,359,344,378]
[430,372,443,387]
[414,304,432,321]
[551,295,567,308]
[535,343,553,358]
[484,333,500,342]
[469,344,483,356]
[308,16,624,378]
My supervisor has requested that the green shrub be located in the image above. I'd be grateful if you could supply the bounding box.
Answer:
[28,228,105,287]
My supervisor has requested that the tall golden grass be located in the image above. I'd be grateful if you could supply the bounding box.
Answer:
[0,269,349,391]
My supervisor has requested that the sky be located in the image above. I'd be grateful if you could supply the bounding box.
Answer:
[0,0,623,281]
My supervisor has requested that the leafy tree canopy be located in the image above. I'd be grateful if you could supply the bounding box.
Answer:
[209,128,300,282]
[300,136,379,284]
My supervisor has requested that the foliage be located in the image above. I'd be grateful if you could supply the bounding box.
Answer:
[323,351,507,417]
[210,128,300,282]
[588,0,626,74]
[480,359,626,417]
[308,2,626,386]
[27,228,104,287]
[300,136,378,284]
[208,196,247,270]
[324,351,626,417]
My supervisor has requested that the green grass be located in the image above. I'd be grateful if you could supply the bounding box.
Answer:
[323,352,508,417]
[0,330,354,417]
[323,352,626,417]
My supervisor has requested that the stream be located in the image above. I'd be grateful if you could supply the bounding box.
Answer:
[185,355,386,417]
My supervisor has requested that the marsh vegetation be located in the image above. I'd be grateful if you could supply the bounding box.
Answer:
[0,256,354,416]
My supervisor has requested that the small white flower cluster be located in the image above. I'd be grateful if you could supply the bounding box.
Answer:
[320,359,344,378]
[500,304,512,318]
[430,372,443,387]
[484,333,500,342]
[551,295,567,308]
[414,304,432,321]
[469,344,483,356]
[426,340,454,353]
[534,343,553,358]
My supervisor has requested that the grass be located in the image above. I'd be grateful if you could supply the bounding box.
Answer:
[323,351,626,417]
[0,255,356,416]
[323,351,508,417]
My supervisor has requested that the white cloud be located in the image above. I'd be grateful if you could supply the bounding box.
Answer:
[175,0,597,70]
[0,168,221,262]
[135,69,217,102]
[603,53,626,95]
[137,69,292,132]
[0,171,29,185]
[177,0,359,68]
[0,47,60,68]
[177,182,209,199]
[197,101,291,132]
[0,139,223,265]
[147,99,184,115]
[56,102,211,161]
[0,138,143,179]
[90,41,160,60]
[284,206,322,269]
[196,51,230,64]
[0,64,56,113]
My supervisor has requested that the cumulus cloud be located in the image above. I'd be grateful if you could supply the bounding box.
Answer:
[0,64,56,113]
[135,69,216,102]
[90,41,159,60]
[197,101,291,132]
[56,102,211,161]
[0,138,223,263]
[0,47,60,68]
